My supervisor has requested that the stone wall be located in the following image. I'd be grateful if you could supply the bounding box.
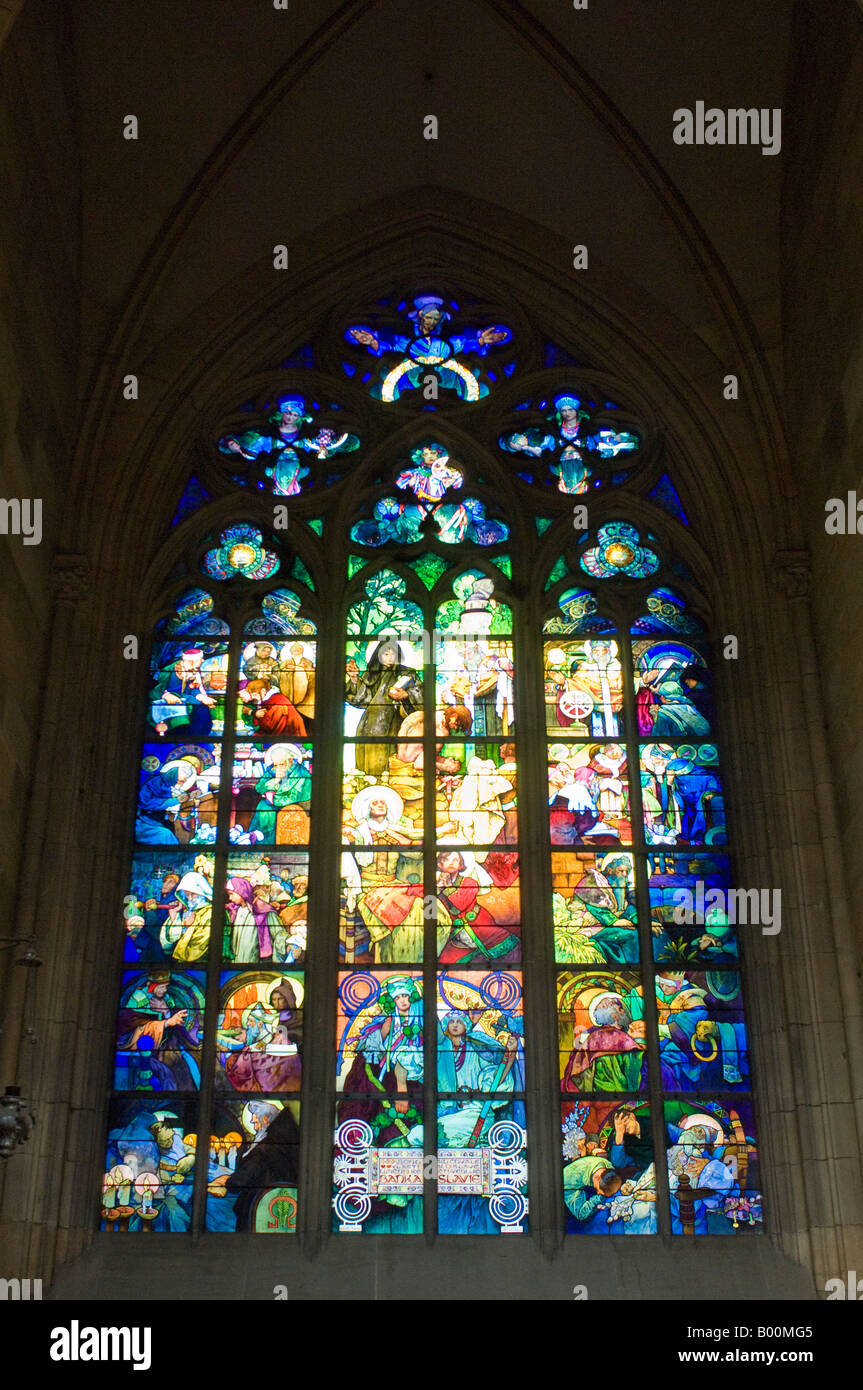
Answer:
[0,0,79,986]
[783,1,863,962]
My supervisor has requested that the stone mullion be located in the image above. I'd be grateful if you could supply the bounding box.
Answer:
[517,577,562,1255]
[297,567,346,1254]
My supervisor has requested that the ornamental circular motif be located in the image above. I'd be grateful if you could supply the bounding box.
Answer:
[334,1119,374,1154]
[479,972,522,1012]
[605,541,635,567]
[579,523,659,580]
[333,1187,373,1225]
[488,1190,527,1226]
[339,971,381,1013]
[202,524,280,581]
[488,1120,526,1155]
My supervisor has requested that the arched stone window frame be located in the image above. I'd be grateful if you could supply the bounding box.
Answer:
[11,227,850,1293]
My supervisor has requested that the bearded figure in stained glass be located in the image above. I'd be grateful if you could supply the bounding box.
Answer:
[562,987,646,1094]
[149,646,218,739]
[248,744,312,841]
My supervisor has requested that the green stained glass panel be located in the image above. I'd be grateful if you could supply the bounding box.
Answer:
[290,557,314,589]
[346,570,424,635]
[545,556,568,590]
[407,553,449,589]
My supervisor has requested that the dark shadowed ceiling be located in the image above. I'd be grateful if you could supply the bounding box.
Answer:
[70,0,800,378]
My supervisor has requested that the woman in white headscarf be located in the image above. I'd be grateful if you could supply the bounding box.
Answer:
[159,871,212,962]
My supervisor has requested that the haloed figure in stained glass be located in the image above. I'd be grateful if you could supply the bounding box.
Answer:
[248,745,312,841]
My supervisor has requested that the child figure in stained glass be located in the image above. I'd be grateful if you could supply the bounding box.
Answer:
[440,757,511,848]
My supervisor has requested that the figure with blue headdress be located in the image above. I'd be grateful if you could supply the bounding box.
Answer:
[218,395,359,494]
[347,295,511,402]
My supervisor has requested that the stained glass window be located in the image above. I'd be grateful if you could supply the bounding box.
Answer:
[546,540,761,1236]
[499,391,641,491]
[334,561,528,1234]
[350,443,509,547]
[216,396,360,497]
[344,294,513,402]
[105,570,314,1233]
[105,285,758,1244]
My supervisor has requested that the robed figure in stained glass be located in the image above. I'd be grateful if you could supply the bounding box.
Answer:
[115,970,203,1091]
[345,640,422,777]
[562,989,645,1093]
[149,647,218,739]
[248,745,312,841]
[347,295,511,402]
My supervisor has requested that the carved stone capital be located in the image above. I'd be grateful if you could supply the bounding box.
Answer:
[773,550,811,600]
[52,554,91,606]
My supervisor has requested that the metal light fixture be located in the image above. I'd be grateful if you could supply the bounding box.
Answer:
[0,1085,34,1160]
[0,937,42,1160]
